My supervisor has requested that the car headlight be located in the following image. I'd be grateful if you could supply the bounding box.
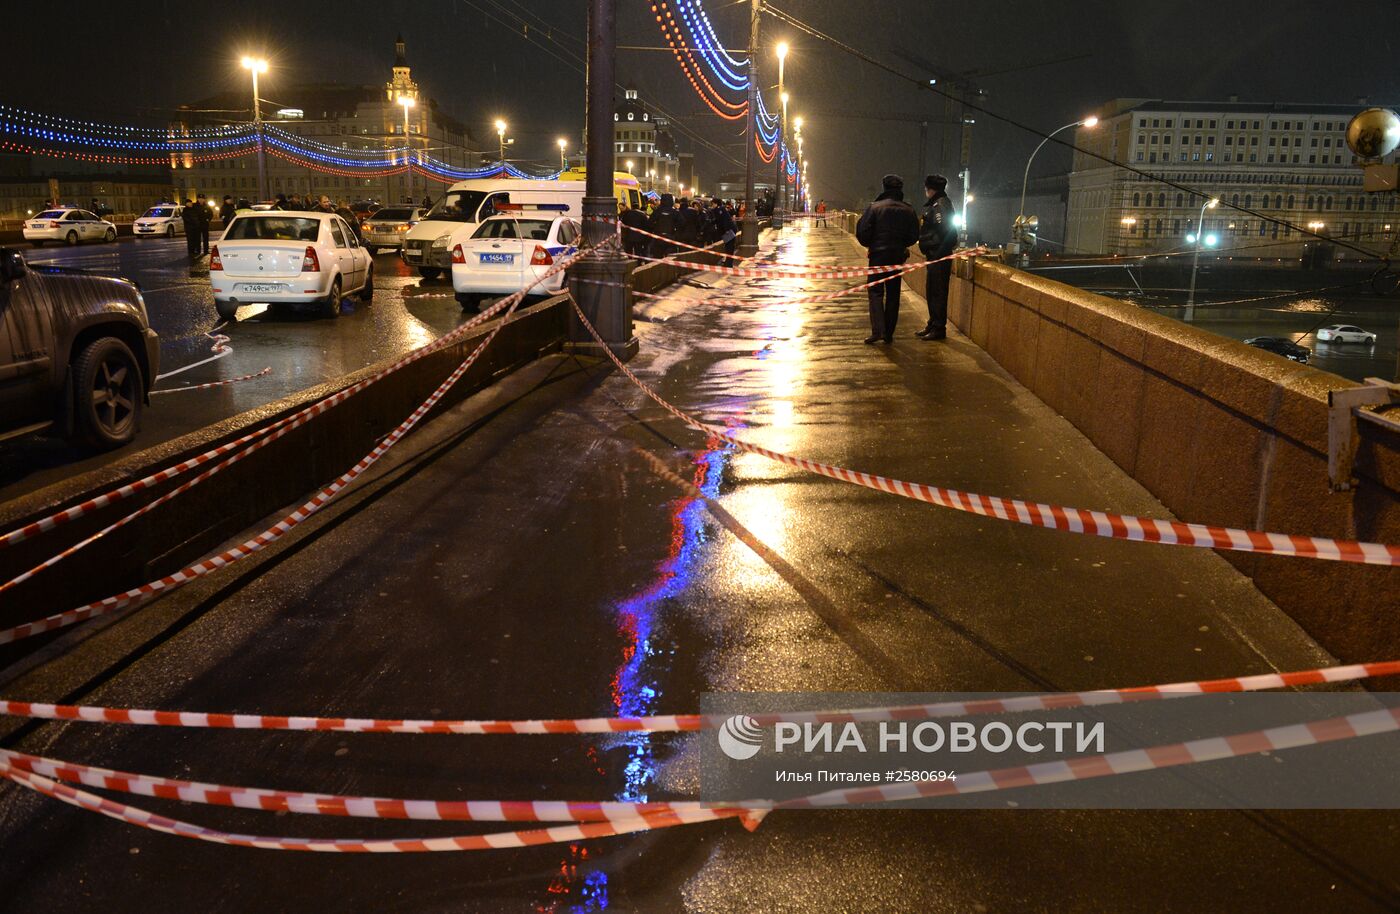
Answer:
[432,233,452,249]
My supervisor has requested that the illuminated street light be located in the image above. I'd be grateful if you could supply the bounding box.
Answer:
[1017,115,1099,252]
[1187,198,1221,314]
[495,119,508,167]
[398,95,417,202]
[241,55,270,200]
[557,138,569,170]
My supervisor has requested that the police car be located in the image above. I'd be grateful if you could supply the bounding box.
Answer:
[448,205,580,311]
[22,207,118,247]
[133,204,186,239]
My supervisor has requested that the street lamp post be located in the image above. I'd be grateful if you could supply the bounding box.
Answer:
[774,42,788,227]
[794,117,804,211]
[558,138,569,171]
[398,95,416,205]
[241,56,269,202]
[1015,116,1098,258]
[1186,197,1220,319]
[740,0,761,258]
[569,0,636,361]
[495,119,508,171]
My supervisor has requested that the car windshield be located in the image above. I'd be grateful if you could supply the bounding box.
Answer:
[427,191,488,222]
[223,216,321,242]
[34,210,67,219]
[143,207,174,218]
[372,207,414,221]
[473,219,552,240]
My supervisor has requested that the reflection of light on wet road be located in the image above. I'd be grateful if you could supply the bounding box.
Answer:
[609,433,734,802]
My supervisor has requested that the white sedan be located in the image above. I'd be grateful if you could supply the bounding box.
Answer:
[133,204,185,239]
[449,211,580,311]
[1316,324,1377,345]
[210,212,373,320]
[23,208,117,247]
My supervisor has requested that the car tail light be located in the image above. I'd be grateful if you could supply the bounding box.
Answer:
[209,246,222,271]
[48,221,61,229]
[451,244,465,264]
[531,245,554,266]
[302,246,320,272]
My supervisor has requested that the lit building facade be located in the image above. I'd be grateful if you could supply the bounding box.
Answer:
[1067,98,1400,259]
[614,87,696,196]
[173,37,478,206]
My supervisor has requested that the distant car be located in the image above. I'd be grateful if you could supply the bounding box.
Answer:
[22,208,118,247]
[1245,336,1311,364]
[210,211,373,320]
[349,200,381,224]
[0,247,159,449]
[1316,324,1377,345]
[449,208,580,311]
[133,204,185,239]
[361,206,427,255]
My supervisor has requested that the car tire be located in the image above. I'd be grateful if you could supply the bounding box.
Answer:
[104,228,116,242]
[456,292,482,312]
[418,267,442,280]
[72,336,142,450]
[360,264,374,301]
[215,301,239,322]
[167,225,176,238]
[322,278,343,319]
[65,231,78,246]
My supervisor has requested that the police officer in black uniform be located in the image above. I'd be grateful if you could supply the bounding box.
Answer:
[855,174,920,344]
[917,174,958,340]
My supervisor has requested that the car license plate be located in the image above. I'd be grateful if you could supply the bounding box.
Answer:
[479,253,515,264]
[240,283,285,294]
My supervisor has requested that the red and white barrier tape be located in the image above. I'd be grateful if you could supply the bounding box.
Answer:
[6,702,1400,852]
[150,366,272,396]
[0,762,744,853]
[0,748,740,824]
[3,659,1396,735]
[569,297,1400,566]
[0,248,592,644]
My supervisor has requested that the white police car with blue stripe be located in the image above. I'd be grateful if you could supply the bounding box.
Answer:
[449,205,581,312]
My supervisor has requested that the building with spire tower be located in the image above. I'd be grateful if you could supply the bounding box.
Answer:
[171,37,479,206]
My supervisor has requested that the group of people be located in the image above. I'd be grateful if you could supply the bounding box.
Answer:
[176,192,370,260]
[855,173,957,344]
[619,194,740,262]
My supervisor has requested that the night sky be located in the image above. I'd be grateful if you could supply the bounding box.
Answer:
[6,0,1400,206]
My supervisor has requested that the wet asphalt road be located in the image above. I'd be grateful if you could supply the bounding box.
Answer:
[0,233,473,500]
[0,226,1398,912]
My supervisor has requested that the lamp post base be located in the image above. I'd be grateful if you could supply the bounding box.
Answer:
[739,214,759,258]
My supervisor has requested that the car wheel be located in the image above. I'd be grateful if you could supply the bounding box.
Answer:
[215,300,239,322]
[104,228,116,242]
[322,278,343,319]
[360,264,374,301]
[167,225,176,238]
[456,292,482,312]
[418,267,442,280]
[65,231,78,246]
[72,337,142,449]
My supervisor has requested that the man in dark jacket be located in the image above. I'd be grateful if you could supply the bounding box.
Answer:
[180,199,202,258]
[917,174,958,340]
[193,194,213,254]
[219,195,236,226]
[649,194,680,258]
[677,198,702,250]
[620,202,651,258]
[855,174,920,344]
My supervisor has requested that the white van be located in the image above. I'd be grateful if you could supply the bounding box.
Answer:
[400,178,584,278]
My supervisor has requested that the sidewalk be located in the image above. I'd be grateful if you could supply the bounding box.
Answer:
[1,224,1394,912]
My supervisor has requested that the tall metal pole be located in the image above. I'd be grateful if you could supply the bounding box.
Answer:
[251,69,267,203]
[739,0,760,257]
[774,55,785,228]
[569,0,637,361]
[404,103,413,206]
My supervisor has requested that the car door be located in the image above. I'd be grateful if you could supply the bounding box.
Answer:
[340,218,367,289]
[327,219,355,290]
[75,211,98,240]
[0,262,56,427]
